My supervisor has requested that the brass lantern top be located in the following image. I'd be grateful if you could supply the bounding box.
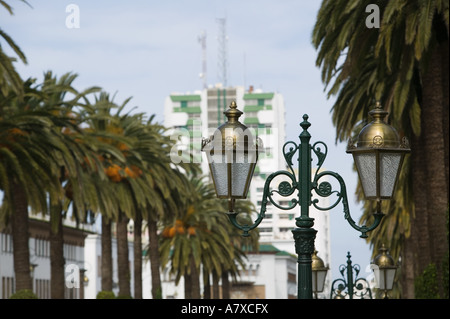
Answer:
[351,101,409,150]
[373,244,396,268]
[202,101,261,154]
[217,101,250,151]
[311,250,328,271]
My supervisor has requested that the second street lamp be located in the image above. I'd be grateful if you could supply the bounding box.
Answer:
[311,250,328,299]
[202,101,410,299]
[373,244,397,299]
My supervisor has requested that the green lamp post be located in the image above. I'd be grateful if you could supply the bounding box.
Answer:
[330,251,372,299]
[202,101,409,299]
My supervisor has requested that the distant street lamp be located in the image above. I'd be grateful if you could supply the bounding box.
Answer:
[311,250,328,299]
[330,252,372,299]
[372,245,397,299]
[202,101,409,299]
[30,263,38,292]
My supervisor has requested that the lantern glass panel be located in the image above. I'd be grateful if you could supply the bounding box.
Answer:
[210,161,228,197]
[354,153,377,198]
[231,150,257,197]
[373,267,396,290]
[380,153,401,198]
[312,269,327,293]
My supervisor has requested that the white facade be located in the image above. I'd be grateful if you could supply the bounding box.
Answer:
[232,245,297,299]
[0,215,92,299]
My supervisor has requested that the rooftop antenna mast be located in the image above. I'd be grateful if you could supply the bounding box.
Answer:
[216,17,228,88]
[198,30,207,89]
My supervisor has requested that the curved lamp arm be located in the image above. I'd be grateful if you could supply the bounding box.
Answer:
[227,169,297,237]
[312,170,384,238]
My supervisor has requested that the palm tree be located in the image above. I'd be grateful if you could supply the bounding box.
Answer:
[78,91,130,294]
[34,71,100,298]
[0,77,85,293]
[312,0,449,297]
[0,0,29,96]
[159,177,255,299]
[137,117,201,299]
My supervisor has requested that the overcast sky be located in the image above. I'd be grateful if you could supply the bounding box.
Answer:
[2,0,377,284]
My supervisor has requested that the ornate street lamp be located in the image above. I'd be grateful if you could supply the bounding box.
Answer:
[202,101,409,299]
[201,101,261,213]
[372,245,397,299]
[311,250,328,299]
[330,252,372,299]
[346,102,410,209]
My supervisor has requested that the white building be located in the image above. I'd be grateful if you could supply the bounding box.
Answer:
[0,214,93,299]
[232,244,297,299]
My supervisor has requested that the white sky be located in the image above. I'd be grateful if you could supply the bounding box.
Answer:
[2,0,376,285]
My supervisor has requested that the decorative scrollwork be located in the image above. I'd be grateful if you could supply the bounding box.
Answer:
[267,171,297,210]
[316,181,332,197]
[312,170,384,238]
[278,181,293,196]
[312,141,327,172]
[227,168,297,236]
[312,172,342,211]
[401,136,410,148]
[283,141,299,176]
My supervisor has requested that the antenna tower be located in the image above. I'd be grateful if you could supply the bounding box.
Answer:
[216,18,228,87]
[198,30,207,89]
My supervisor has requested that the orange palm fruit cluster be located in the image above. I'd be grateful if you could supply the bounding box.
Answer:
[104,164,122,182]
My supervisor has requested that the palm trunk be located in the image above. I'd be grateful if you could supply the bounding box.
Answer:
[221,271,230,299]
[212,271,220,298]
[117,211,131,297]
[184,272,192,299]
[101,216,113,292]
[189,255,200,299]
[50,203,65,299]
[411,135,431,270]
[203,269,211,299]
[11,180,32,292]
[421,41,449,297]
[439,33,449,194]
[402,134,429,299]
[400,234,417,299]
[133,212,143,299]
[147,218,162,298]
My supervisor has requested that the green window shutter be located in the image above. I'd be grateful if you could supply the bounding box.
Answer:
[243,117,259,125]
[170,95,201,102]
[243,93,274,100]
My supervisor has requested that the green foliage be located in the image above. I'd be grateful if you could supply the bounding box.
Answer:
[96,290,116,299]
[442,251,449,299]
[414,207,449,299]
[414,263,440,299]
[9,289,38,299]
[153,287,162,299]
